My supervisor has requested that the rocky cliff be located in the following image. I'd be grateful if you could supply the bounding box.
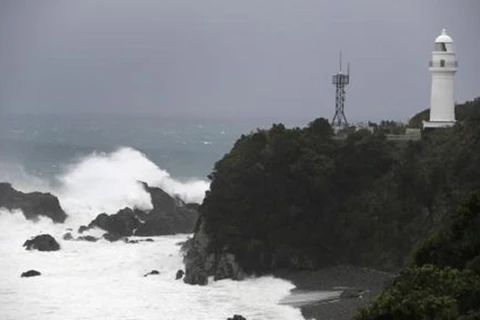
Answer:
[0,183,67,222]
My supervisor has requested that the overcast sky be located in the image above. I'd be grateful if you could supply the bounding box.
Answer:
[0,0,479,123]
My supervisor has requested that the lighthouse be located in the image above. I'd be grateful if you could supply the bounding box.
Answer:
[423,29,458,130]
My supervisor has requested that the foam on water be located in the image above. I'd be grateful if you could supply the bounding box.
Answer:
[0,210,303,320]
[0,148,304,320]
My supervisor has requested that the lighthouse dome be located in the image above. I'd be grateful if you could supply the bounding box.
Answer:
[435,29,453,43]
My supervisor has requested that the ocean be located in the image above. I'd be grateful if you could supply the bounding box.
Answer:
[0,113,309,320]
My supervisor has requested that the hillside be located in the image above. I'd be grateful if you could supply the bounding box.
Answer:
[184,97,480,286]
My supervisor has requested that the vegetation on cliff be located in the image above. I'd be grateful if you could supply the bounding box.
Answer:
[355,193,480,319]
[193,97,480,278]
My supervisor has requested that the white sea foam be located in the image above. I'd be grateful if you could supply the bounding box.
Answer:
[0,149,304,319]
[3,147,209,225]
[0,209,303,320]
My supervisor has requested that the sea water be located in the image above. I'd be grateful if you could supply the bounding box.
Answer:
[0,114,305,320]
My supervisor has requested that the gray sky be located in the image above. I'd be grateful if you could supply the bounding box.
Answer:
[0,0,479,123]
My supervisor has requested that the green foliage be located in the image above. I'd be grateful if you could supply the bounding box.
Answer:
[201,118,397,273]
[356,191,480,319]
[413,193,480,269]
[200,97,480,275]
[369,120,407,135]
[355,265,480,320]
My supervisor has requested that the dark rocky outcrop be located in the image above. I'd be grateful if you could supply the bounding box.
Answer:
[183,216,245,285]
[134,218,173,236]
[214,253,246,281]
[88,208,141,236]
[0,183,67,222]
[78,225,89,234]
[82,182,199,237]
[227,315,246,320]
[133,182,199,235]
[63,232,73,240]
[144,270,160,277]
[175,269,184,280]
[21,270,41,277]
[103,233,123,242]
[76,235,98,242]
[23,234,60,251]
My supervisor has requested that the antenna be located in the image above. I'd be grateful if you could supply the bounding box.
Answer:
[331,51,350,130]
[339,50,342,72]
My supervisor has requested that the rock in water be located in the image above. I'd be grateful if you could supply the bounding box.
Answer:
[76,235,98,242]
[214,253,245,281]
[103,233,122,242]
[78,225,89,234]
[0,183,67,222]
[134,219,173,237]
[227,315,246,320]
[175,269,185,280]
[82,182,199,237]
[134,182,198,235]
[21,270,41,277]
[23,234,60,251]
[88,208,141,236]
[144,270,160,277]
[183,215,246,285]
[63,232,73,240]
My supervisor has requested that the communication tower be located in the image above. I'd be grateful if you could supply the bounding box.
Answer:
[331,52,350,129]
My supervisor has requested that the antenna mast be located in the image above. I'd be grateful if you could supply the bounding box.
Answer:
[331,51,350,130]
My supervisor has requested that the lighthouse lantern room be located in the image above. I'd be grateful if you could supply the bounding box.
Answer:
[423,29,458,130]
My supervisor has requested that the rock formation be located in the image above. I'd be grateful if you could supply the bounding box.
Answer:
[21,270,41,277]
[83,182,199,237]
[183,216,245,285]
[144,270,160,277]
[0,183,67,222]
[23,234,60,251]
[175,269,184,280]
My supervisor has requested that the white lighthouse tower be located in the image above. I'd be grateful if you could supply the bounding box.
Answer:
[423,29,458,130]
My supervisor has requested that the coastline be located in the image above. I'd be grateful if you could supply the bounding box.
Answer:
[276,265,395,320]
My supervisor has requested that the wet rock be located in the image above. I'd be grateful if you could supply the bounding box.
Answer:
[103,233,122,242]
[175,269,184,280]
[134,219,173,237]
[76,235,98,242]
[78,225,89,234]
[214,253,245,281]
[0,183,67,222]
[63,232,73,241]
[82,182,199,238]
[21,270,41,278]
[227,315,246,320]
[144,270,160,277]
[23,234,60,251]
[136,182,198,234]
[183,217,212,285]
[88,208,141,236]
[184,269,208,285]
[144,238,154,242]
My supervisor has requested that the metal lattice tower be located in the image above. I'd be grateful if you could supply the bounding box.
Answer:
[331,52,350,129]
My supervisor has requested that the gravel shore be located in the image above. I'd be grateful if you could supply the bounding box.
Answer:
[276,265,395,320]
